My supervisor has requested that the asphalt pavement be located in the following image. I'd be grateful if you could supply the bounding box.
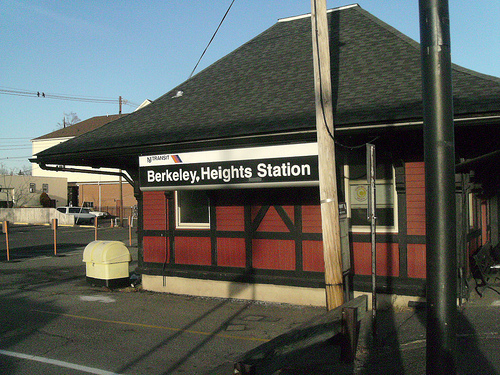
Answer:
[1,224,500,374]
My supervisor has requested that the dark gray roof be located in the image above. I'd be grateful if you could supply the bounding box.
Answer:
[33,4,500,170]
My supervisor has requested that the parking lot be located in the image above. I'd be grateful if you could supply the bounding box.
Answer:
[0,224,328,374]
[2,225,500,374]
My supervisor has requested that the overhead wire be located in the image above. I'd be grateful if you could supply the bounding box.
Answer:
[312,5,380,151]
[0,86,138,107]
[188,0,236,79]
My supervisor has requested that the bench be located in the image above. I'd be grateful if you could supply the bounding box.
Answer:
[471,242,500,297]
[234,294,368,374]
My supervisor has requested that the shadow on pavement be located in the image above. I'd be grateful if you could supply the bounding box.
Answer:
[0,290,65,374]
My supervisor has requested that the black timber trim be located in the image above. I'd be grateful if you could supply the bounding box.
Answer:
[138,263,427,296]
[167,193,175,264]
[274,206,297,234]
[136,189,144,270]
[351,233,399,243]
[294,205,304,273]
[210,202,217,266]
[353,274,426,297]
[252,205,270,232]
[139,262,326,289]
[245,205,253,269]
[395,162,408,278]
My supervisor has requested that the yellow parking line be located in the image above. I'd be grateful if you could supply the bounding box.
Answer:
[32,309,269,343]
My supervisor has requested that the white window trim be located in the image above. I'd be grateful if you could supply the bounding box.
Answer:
[175,191,210,229]
[344,165,398,233]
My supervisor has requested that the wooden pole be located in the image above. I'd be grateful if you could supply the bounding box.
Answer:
[367,144,377,335]
[52,218,58,256]
[128,215,132,246]
[3,221,10,261]
[311,0,344,310]
[119,170,123,227]
[94,216,98,241]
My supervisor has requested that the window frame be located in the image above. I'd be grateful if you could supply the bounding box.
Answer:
[175,190,210,229]
[344,164,398,233]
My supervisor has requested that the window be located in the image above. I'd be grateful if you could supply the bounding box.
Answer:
[42,183,48,193]
[345,163,397,232]
[176,190,210,229]
[29,183,36,193]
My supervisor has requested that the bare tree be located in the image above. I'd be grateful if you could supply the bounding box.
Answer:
[0,162,13,176]
[56,112,81,129]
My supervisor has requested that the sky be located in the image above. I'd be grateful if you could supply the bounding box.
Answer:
[1,0,499,173]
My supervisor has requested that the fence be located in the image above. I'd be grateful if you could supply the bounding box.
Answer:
[95,206,136,220]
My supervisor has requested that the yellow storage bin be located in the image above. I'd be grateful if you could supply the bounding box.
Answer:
[83,241,132,288]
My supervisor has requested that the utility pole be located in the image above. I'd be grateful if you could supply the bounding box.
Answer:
[119,100,123,226]
[311,0,344,310]
[119,170,123,227]
[419,0,457,373]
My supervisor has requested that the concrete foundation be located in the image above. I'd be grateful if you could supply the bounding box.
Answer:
[142,275,422,309]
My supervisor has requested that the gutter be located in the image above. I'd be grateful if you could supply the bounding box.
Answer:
[35,162,134,186]
[455,149,500,173]
[30,113,500,169]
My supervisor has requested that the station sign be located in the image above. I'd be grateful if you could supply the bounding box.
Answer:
[139,143,319,190]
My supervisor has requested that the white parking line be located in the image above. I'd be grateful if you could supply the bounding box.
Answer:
[0,350,122,375]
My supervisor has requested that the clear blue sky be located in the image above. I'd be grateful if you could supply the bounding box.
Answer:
[1,0,499,172]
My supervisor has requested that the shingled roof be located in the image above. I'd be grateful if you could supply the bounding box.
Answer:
[32,4,500,171]
[33,114,123,141]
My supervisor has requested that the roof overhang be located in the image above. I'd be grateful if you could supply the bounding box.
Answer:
[30,113,500,173]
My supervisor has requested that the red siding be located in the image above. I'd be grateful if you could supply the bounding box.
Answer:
[352,242,399,277]
[175,237,211,265]
[407,243,426,278]
[252,239,295,270]
[216,206,245,231]
[406,162,426,236]
[143,191,166,230]
[302,205,322,233]
[217,238,246,267]
[143,236,167,263]
[253,206,293,232]
[302,240,325,272]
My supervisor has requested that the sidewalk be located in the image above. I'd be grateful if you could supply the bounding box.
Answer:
[267,284,500,375]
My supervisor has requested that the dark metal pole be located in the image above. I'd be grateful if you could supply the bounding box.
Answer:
[419,0,457,374]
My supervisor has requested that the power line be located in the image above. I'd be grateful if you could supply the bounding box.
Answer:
[0,146,32,151]
[0,87,139,107]
[1,137,34,140]
[188,0,236,79]
[0,156,32,161]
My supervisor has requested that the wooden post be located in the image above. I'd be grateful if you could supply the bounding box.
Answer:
[119,171,123,227]
[3,221,10,261]
[128,215,132,246]
[311,0,344,310]
[52,218,58,256]
[94,216,98,241]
